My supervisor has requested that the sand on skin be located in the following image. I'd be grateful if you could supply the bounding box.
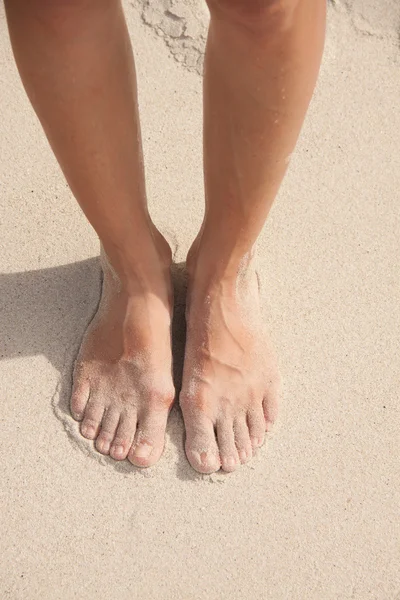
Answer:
[1,1,400,599]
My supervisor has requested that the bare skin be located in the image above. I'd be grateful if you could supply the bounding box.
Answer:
[180,0,326,473]
[5,0,175,466]
[6,0,325,472]
[71,233,174,466]
[182,248,281,473]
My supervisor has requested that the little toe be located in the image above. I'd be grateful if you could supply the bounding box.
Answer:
[70,380,90,421]
[128,407,169,468]
[110,410,137,461]
[80,400,105,440]
[247,406,266,449]
[96,407,120,455]
[183,412,220,474]
[216,419,240,473]
[233,417,253,463]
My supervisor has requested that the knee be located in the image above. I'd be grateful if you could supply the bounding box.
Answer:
[205,0,300,34]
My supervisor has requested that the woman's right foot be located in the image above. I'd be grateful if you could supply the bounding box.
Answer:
[70,230,175,468]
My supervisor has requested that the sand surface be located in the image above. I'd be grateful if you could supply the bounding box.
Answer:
[1,1,400,599]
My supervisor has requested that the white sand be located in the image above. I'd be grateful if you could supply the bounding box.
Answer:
[1,1,400,598]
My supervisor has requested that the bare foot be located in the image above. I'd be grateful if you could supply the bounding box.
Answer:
[70,232,175,468]
[180,249,281,474]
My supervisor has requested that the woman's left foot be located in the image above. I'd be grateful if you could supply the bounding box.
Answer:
[180,252,281,474]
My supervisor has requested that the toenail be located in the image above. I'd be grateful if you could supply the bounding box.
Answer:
[112,445,124,457]
[82,425,94,437]
[225,457,236,469]
[73,412,82,420]
[134,443,152,458]
[97,440,107,452]
[200,452,208,466]
[251,437,261,448]
[239,450,247,462]
[200,451,208,465]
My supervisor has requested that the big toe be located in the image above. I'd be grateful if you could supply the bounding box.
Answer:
[183,413,220,474]
[128,407,169,468]
[263,382,280,432]
[247,405,266,449]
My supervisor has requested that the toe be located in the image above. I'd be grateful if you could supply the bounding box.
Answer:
[128,407,169,468]
[263,386,280,432]
[247,406,266,449]
[216,419,240,472]
[80,399,105,440]
[183,412,220,474]
[110,410,137,461]
[70,379,90,421]
[96,407,120,455]
[233,417,253,463]
[263,397,277,432]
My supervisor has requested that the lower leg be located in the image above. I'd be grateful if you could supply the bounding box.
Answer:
[181,0,326,473]
[5,0,175,466]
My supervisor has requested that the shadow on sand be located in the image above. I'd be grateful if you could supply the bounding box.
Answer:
[0,258,205,481]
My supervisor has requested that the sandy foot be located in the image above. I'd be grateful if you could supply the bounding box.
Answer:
[180,257,281,474]
[70,240,175,468]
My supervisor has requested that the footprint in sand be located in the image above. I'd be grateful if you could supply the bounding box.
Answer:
[130,0,210,74]
[329,0,400,43]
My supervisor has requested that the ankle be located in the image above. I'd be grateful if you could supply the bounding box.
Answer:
[186,236,256,292]
[101,225,172,292]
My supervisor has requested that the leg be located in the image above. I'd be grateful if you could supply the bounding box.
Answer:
[5,0,175,467]
[180,0,326,473]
